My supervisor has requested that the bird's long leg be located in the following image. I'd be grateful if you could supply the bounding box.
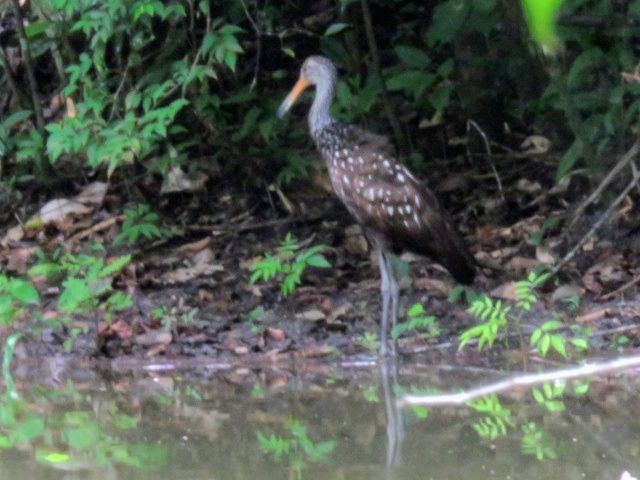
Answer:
[377,248,391,357]
[386,254,400,357]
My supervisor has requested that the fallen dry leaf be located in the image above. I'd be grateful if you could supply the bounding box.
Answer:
[326,302,352,323]
[136,330,172,346]
[520,134,551,154]
[161,166,207,194]
[535,245,556,265]
[414,277,451,297]
[504,256,539,273]
[344,224,369,255]
[100,319,133,339]
[39,199,91,224]
[551,284,585,302]
[436,173,468,193]
[5,246,35,273]
[75,182,107,206]
[582,254,625,294]
[178,237,211,253]
[295,309,326,321]
[1,225,24,247]
[160,263,224,284]
[491,281,518,301]
[266,327,286,341]
[516,178,542,194]
[576,308,611,324]
[145,344,167,357]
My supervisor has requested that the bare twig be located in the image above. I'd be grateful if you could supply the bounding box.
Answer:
[10,0,44,135]
[360,0,405,153]
[0,47,28,115]
[68,215,125,244]
[400,354,640,406]
[187,213,327,234]
[601,275,640,300]
[108,60,131,121]
[631,159,640,196]
[239,0,261,89]
[553,168,639,275]
[467,119,505,202]
[568,138,640,230]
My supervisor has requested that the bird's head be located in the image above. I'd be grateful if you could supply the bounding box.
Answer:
[277,56,337,118]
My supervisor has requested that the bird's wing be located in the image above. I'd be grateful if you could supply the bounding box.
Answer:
[341,124,397,158]
[344,159,475,283]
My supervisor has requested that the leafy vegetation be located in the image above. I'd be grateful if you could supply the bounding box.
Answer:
[531,381,566,413]
[460,271,589,358]
[0,275,40,325]
[29,247,132,316]
[250,233,331,296]
[391,303,440,340]
[114,203,171,246]
[257,418,336,480]
[521,422,558,460]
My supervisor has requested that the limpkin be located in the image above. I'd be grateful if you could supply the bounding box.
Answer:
[278,56,476,356]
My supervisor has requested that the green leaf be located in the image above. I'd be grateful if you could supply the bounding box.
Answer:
[305,254,331,268]
[550,335,568,358]
[40,452,71,463]
[541,320,562,331]
[13,417,44,443]
[394,45,430,69]
[573,382,589,395]
[2,110,33,129]
[530,329,541,345]
[540,334,551,356]
[100,255,131,278]
[64,424,100,450]
[531,388,544,403]
[58,277,92,313]
[8,279,39,305]
[412,406,429,418]
[426,0,469,46]
[115,414,139,429]
[571,338,588,350]
[407,303,425,317]
[386,71,435,99]
[556,138,583,181]
[25,21,51,38]
[429,83,452,111]
[520,0,564,54]
[324,23,349,36]
[545,400,565,412]
[0,435,13,448]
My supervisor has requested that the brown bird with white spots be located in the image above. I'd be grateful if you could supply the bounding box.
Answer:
[278,55,475,356]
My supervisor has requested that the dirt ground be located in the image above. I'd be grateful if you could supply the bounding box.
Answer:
[3,149,640,364]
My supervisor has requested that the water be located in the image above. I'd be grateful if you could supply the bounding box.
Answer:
[2,356,640,480]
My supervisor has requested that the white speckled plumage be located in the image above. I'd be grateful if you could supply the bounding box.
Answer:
[278,55,475,356]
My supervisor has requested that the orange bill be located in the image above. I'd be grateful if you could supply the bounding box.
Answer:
[277,77,311,118]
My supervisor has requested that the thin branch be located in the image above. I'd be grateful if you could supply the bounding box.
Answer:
[467,119,505,203]
[568,138,640,230]
[108,60,131,121]
[0,46,26,109]
[186,212,327,234]
[553,168,639,275]
[360,0,405,153]
[239,0,261,90]
[601,275,640,300]
[400,354,640,406]
[10,0,44,135]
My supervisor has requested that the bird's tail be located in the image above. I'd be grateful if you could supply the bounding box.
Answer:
[440,246,476,285]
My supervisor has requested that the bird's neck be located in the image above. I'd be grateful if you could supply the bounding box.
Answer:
[309,79,335,139]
